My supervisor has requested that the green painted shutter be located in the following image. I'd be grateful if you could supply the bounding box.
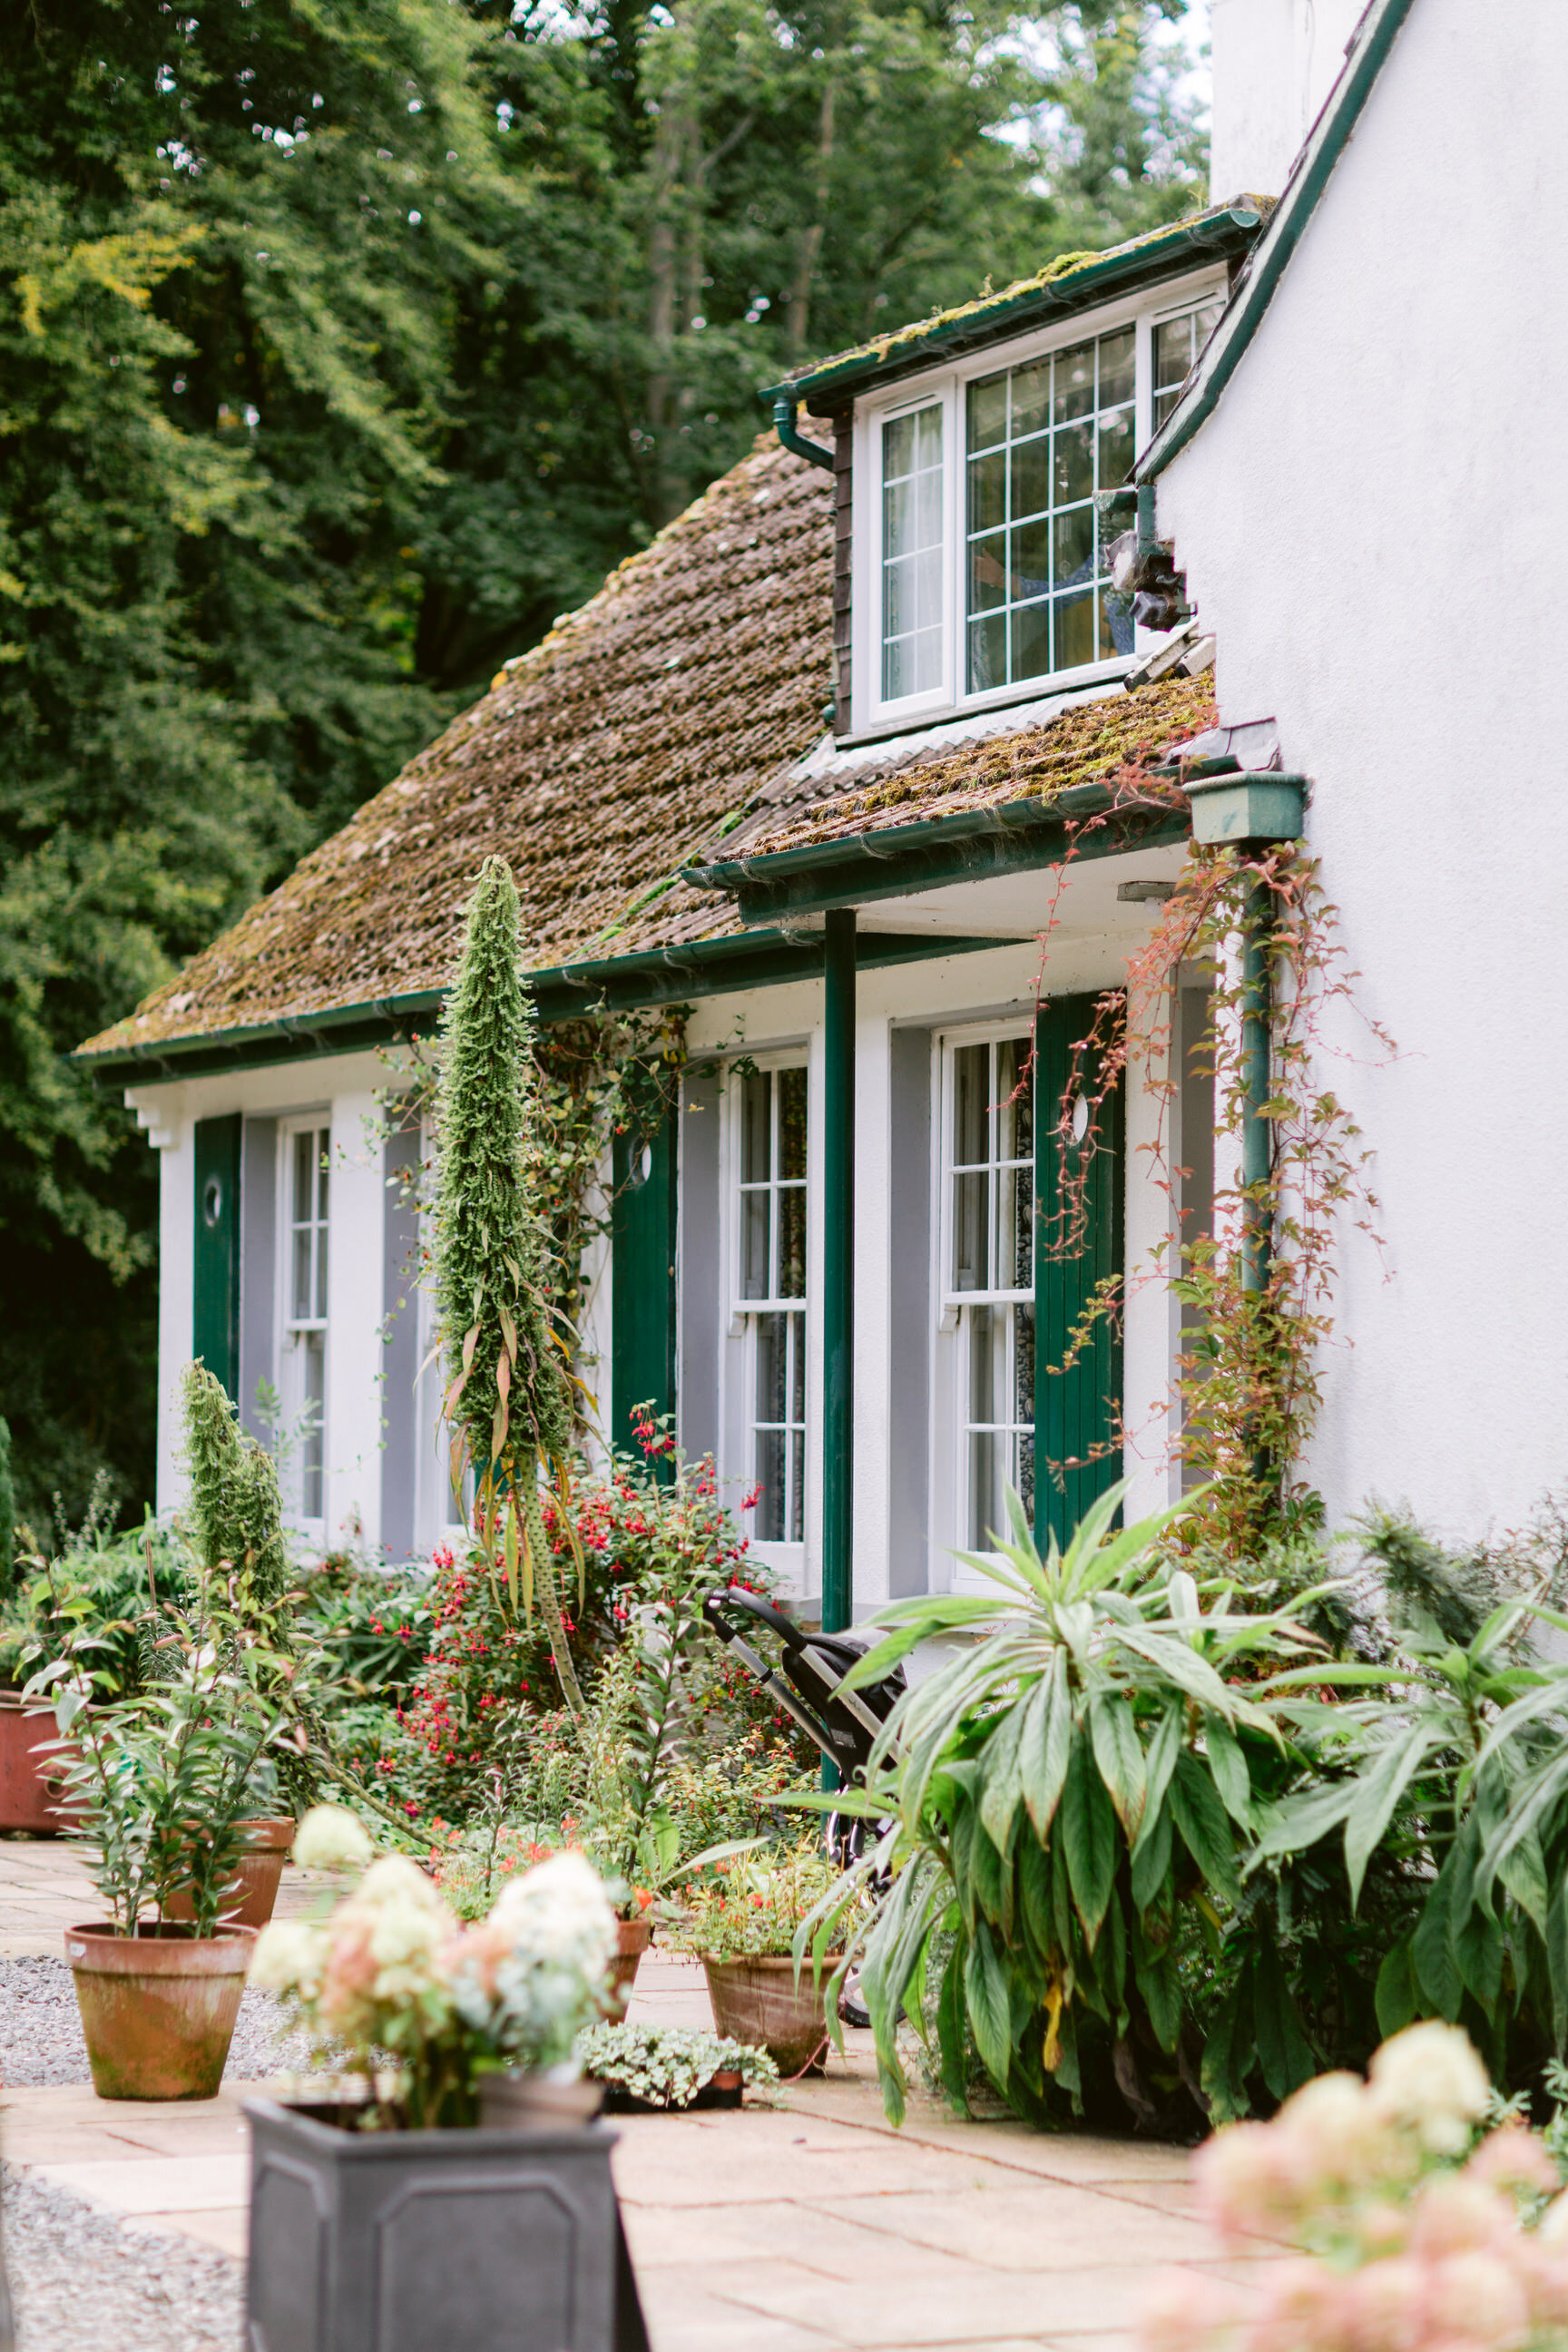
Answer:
[611,1090,678,1478]
[1034,996,1124,1550]
[192,1113,243,1402]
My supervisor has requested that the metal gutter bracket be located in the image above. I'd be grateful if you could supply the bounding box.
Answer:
[1184,772,1306,847]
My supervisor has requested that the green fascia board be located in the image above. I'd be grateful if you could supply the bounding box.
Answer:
[767,207,1263,416]
[1186,772,1307,846]
[684,780,1191,922]
[72,928,1018,1087]
[1135,0,1418,483]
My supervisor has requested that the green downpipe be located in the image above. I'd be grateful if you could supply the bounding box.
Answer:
[772,396,836,475]
[1240,879,1272,1294]
[821,908,856,1787]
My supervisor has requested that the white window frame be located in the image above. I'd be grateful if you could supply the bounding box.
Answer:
[849,266,1228,737]
[722,1046,812,1584]
[930,1022,1038,1588]
[275,1112,330,1539]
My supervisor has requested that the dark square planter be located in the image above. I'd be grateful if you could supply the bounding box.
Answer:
[244,2098,625,2352]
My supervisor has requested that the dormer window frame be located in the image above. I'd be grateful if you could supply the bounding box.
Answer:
[848,263,1227,740]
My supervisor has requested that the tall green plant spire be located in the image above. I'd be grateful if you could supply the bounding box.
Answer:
[434,856,583,1710]
[181,1361,289,1599]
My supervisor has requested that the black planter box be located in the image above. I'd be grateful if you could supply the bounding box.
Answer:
[244,2098,627,2352]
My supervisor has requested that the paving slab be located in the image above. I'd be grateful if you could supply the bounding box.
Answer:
[0,1835,1280,2352]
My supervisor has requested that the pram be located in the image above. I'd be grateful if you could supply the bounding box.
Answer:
[701,1586,906,2030]
[701,1584,906,1818]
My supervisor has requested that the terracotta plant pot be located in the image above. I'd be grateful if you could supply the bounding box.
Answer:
[65,1921,257,2101]
[0,1692,77,1833]
[604,1915,652,2020]
[701,1955,831,2075]
[162,1817,296,1930]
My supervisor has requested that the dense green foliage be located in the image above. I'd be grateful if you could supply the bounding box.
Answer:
[0,1417,14,1597]
[1,0,1204,1528]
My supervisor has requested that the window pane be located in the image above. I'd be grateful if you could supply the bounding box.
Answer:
[754,1429,785,1543]
[741,1070,771,1183]
[315,1208,329,1322]
[1014,1303,1035,1431]
[1013,519,1051,595]
[1011,360,1050,440]
[967,450,1005,534]
[1099,327,1134,408]
[292,1130,312,1223]
[316,1131,330,1222]
[779,1067,807,1179]
[756,1313,788,1426]
[1102,592,1134,658]
[1014,600,1053,682]
[997,1037,1033,1162]
[1098,407,1135,495]
[954,1042,988,1166]
[1054,340,1095,422]
[1011,436,1053,524]
[968,533,1007,614]
[1056,589,1096,671]
[789,1311,806,1425]
[953,1172,988,1290]
[778,1185,806,1300]
[884,623,941,702]
[1016,1430,1035,1529]
[741,1191,770,1299]
[302,1333,325,1520]
[967,612,1006,696]
[789,1431,805,1544]
[292,1226,313,1324]
[966,371,1008,453]
[1054,421,1093,506]
[1054,505,1094,588]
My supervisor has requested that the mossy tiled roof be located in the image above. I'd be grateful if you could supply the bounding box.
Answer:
[83,432,836,1057]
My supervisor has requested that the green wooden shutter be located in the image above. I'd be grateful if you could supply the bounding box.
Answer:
[611,1092,678,1478]
[192,1113,243,1403]
[1034,996,1124,1550]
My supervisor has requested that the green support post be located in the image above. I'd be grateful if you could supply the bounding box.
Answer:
[821,908,856,1787]
[1240,878,1272,1295]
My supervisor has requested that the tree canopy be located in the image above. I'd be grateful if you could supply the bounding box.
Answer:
[0,0,1205,1529]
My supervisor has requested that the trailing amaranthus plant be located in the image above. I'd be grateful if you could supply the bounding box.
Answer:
[432,856,585,1712]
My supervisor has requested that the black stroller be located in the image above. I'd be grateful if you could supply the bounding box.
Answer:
[701,1585,906,2026]
[701,1584,906,1816]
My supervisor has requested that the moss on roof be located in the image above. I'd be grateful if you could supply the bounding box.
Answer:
[774,201,1269,409]
[709,671,1217,866]
[83,431,836,1057]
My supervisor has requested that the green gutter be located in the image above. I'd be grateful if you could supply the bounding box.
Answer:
[684,777,1200,924]
[74,926,1020,1087]
[769,206,1263,416]
[1136,0,1418,482]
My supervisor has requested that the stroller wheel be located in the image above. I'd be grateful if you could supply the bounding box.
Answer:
[838,1973,872,2030]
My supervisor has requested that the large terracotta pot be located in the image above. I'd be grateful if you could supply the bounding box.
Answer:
[605,1916,652,2020]
[162,1817,296,1930]
[65,1921,257,2101]
[702,1955,832,2075]
[0,1692,75,1833]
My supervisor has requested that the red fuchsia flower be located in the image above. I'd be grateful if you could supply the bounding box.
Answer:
[432,1544,455,1571]
[633,1888,654,1912]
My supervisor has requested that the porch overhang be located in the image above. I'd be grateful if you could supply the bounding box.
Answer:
[681,779,1195,926]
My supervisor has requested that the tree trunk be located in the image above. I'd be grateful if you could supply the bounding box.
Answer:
[786,74,837,358]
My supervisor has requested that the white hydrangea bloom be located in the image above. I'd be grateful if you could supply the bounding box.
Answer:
[250,1919,327,1996]
[291,1805,373,1874]
[1367,2021,1491,2153]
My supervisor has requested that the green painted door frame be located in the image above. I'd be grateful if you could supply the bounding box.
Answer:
[1034,997,1124,1550]
[611,1080,679,1479]
[192,1113,243,1402]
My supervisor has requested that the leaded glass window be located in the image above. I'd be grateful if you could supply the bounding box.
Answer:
[964,330,1136,695]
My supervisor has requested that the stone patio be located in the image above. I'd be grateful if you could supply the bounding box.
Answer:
[0,1836,1280,2351]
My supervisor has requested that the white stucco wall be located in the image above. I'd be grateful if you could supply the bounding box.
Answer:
[1158,0,1568,1544]
[1210,0,1368,201]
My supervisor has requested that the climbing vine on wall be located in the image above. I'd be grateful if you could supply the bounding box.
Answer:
[1030,815,1391,1553]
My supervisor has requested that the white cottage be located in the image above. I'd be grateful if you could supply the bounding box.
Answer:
[77,0,1542,1613]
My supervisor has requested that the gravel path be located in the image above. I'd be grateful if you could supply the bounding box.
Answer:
[0,1955,310,2085]
[2,2166,242,2352]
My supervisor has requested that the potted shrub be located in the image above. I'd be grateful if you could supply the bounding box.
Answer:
[32,1569,285,2100]
[577,2019,778,2112]
[668,1838,848,2073]
[245,1811,633,2352]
